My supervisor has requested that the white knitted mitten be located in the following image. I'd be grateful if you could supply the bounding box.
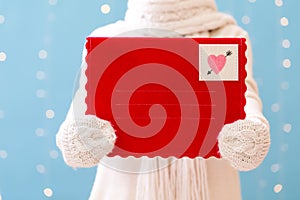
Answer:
[218,119,270,171]
[56,115,116,168]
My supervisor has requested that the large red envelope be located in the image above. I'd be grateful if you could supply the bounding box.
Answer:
[85,37,247,159]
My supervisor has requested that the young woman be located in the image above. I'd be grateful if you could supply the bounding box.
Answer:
[56,0,270,199]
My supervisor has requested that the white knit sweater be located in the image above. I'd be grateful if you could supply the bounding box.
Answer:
[56,0,270,199]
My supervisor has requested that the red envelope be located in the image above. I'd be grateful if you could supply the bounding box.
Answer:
[85,37,247,159]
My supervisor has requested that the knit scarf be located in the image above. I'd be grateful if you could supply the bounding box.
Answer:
[124,0,236,199]
[124,0,236,35]
[136,157,210,200]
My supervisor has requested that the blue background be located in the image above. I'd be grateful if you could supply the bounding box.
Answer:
[0,0,299,199]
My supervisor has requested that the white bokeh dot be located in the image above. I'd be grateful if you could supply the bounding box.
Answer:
[50,150,59,159]
[38,50,48,59]
[35,128,45,137]
[0,52,7,62]
[36,70,46,80]
[36,89,47,98]
[43,188,53,198]
[280,17,289,26]
[48,0,58,6]
[274,184,283,193]
[283,123,292,133]
[281,81,289,90]
[101,4,111,14]
[36,164,46,174]
[0,110,4,119]
[46,109,55,119]
[248,0,256,3]
[283,59,291,68]
[271,164,281,173]
[282,39,291,48]
[0,150,8,159]
[242,16,251,24]
[0,15,5,24]
[275,0,283,7]
[271,103,280,112]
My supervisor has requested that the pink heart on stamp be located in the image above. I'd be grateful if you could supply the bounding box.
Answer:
[207,55,226,74]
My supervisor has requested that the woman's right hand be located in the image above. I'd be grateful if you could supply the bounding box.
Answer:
[56,115,116,168]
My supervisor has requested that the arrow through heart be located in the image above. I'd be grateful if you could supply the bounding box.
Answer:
[207,50,232,75]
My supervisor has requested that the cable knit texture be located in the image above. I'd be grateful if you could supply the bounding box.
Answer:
[56,115,116,168]
[218,119,270,171]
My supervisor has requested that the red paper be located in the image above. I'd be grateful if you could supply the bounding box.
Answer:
[85,37,247,158]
